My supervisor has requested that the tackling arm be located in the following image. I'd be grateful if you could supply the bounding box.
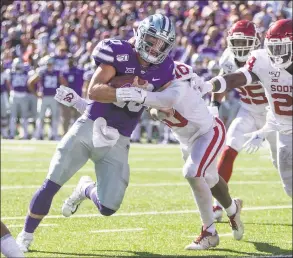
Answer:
[210,70,259,93]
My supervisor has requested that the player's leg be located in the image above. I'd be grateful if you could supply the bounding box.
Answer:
[9,95,19,139]
[1,92,9,138]
[64,134,131,217]
[265,131,278,169]
[130,123,141,143]
[49,97,60,140]
[33,96,46,139]
[214,108,256,219]
[277,133,292,198]
[183,118,226,250]
[61,104,71,135]
[1,221,24,258]
[19,96,30,139]
[28,94,38,133]
[16,117,92,252]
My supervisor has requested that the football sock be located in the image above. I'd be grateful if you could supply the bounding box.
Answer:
[21,118,29,138]
[1,234,24,258]
[225,200,237,217]
[213,199,223,209]
[24,179,61,233]
[217,146,238,183]
[187,177,215,234]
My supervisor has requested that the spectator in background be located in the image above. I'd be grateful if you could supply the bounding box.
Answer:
[61,56,84,134]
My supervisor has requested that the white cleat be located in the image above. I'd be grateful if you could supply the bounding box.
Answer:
[228,198,244,240]
[62,176,95,217]
[16,231,34,253]
[185,228,219,250]
[213,205,223,222]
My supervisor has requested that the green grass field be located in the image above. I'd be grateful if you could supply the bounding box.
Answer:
[1,140,292,258]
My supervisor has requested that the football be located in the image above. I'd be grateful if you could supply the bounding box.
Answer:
[108,74,147,88]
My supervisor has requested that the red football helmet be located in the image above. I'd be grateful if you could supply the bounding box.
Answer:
[227,20,261,62]
[264,19,293,69]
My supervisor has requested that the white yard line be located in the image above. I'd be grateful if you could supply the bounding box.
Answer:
[8,224,57,228]
[0,181,282,190]
[2,205,291,221]
[90,228,144,233]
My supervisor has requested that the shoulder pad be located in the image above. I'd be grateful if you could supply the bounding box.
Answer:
[92,39,132,67]
[174,61,193,81]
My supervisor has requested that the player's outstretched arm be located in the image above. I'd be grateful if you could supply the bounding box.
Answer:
[209,70,259,94]
[88,63,117,103]
[117,81,186,109]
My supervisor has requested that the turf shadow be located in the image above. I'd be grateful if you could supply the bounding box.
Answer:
[244,241,293,256]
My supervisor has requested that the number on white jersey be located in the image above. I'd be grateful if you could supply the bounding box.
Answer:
[272,93,293,116]
[236,85,268,105]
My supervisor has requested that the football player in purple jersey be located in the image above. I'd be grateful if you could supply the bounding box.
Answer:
[28,56,67,140]
[16,14,176,252]
[60,55,85,134]
[6,58,30,139]
[0,61,10,139]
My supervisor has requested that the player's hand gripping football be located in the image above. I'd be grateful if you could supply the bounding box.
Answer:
[55,85,81,107]
[116,76,148,103]
[243,131,265,154]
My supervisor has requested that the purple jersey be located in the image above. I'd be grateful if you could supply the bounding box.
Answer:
[38,69,60,96]
[85,39,175,137]
[10,71,29,93]
[63,67,84,97]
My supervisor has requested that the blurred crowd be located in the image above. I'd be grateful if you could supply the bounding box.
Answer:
[1,0,292,142]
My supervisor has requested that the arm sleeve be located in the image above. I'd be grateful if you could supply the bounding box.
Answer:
[144,81,187,109]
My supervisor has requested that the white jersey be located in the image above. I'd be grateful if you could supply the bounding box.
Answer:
[219,48,268,114]
[160,62,215,147]
[243,49,292,134]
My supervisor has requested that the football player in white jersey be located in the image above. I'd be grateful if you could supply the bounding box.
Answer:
[55,61,244,250]
[211,20,278,221]
[206,19,292,198]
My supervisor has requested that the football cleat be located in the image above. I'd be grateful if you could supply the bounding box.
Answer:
[62,176,95,217]
[16,231,34,253]
[228,198,244,240]
[185,228,219,250]
[213,205,224,222]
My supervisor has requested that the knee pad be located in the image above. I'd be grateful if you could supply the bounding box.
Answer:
[99,205,116,216]
[182,161,198,179]
[205,173,219,189]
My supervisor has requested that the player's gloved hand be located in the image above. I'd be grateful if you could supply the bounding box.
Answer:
[243,131,265,154]
[191,74,213,95]
[149,108,174,121]
[131,76,153,91]
[55,85,80,107]
[55,85,88,114]
[116,87,147,103]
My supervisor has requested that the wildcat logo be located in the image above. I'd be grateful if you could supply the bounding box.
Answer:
[125,67,135,74]
[117,54,129,62]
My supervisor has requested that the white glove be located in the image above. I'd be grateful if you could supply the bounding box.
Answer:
[243,131,265,154]
[116,87,147,103]
[55,85,81,107]
[55,85,88,114]
[191,74,213,96]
